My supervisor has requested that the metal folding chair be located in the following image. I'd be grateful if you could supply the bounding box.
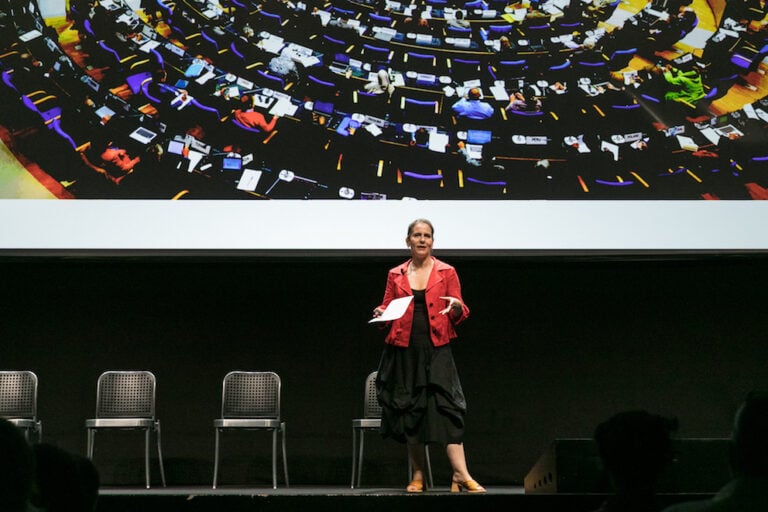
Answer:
[0,370,42,442]
[85,371,166,488]
[351,371,433,488]
[212,371,289,489]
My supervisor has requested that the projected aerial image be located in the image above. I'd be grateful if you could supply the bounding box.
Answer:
[1,0,767,200]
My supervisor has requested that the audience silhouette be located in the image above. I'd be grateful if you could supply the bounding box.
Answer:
[1,419,100,512]
[591,410,679,512]
[0,418,35,512]
[31,443,100,512]
[661,391,768,512]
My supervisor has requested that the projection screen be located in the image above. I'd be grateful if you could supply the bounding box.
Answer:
[2,0,768,254]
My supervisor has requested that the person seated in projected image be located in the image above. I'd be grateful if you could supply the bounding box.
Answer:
[640,5,698,57]
[494,35,517,61]
[268,47,301,84]
[401,12,434,35]
[662,392,768,512]
[658,64,705,105]
[232,94,279,132]
[590,410,678,512]
[451,87,494,120]
[505,85,542,112]
[447,9,470,29]
[80,136,143,185]
[364,69,396,98]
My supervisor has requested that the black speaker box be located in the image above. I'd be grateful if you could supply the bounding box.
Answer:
[524,438,732,494]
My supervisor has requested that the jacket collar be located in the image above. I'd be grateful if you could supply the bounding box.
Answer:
[392,257,446,294]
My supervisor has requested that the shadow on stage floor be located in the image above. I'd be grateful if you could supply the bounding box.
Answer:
[96,486,712,512]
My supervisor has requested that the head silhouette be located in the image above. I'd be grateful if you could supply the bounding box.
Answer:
[730,391,768,478]
[594,410,678,492]
[32,443,100,512]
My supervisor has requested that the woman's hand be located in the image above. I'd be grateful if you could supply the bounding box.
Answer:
[372,307,385,318]
[439,296,463,315]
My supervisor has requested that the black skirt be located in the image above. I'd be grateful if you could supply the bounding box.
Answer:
[376,290,466,445]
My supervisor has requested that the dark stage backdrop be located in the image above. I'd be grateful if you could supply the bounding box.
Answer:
[2,254,768,488]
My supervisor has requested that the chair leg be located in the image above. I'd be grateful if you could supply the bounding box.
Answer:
[425,445,434,489]
[271,428,278,489]
[356,431,366,488]
[213,429,220,489]
[87,429,94,459]
[407,445,433,488]
[145,428,151,489]
[155,421,167,487]
[350,428,357,489]
[280,423,289,488]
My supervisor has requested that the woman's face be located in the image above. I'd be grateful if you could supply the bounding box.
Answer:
[406,222,434,258]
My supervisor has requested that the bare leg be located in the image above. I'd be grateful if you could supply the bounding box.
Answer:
[446,443,485,492]
[446,443,471,482]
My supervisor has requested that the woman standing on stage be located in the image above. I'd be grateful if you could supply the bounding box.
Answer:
[372,219,485,493]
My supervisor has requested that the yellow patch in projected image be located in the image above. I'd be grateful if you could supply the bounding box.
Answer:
[0,141,56,199]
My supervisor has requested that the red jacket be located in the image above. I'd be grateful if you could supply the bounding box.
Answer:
[377,257,469,347]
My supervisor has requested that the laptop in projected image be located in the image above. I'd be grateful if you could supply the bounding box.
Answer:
[129,127,157,145]
[222,155,243,172]
[467,129,492,144]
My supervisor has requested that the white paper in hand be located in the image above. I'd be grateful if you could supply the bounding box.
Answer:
[369,296,414,323]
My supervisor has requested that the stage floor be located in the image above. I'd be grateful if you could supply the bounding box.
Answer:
[100,484,525,496]
[95,485,711,512]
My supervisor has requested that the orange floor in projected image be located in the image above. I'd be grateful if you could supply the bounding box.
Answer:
[0,126,66,199]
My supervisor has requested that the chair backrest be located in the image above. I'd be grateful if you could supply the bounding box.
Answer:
[0,371,38,419]
[332,6,355,17]
[50,118,78,150]
[259,10,283,28]
[190,98,221,120]
[126,71,153,95]
[95,371,156,419]
[491,60,527,80]
[2,70,17,92]
[308,74,335,88]
[98,40,121,63]
[229,41,245,60]
[488,24,512,35]
[200,30,219,51]
[362,371,381,419]
[362,44,390,65]
[156,0,173,17]
[260,10,282,21]
[369,13,392,26]
[221,371,281,419]
[406,52,436,66]
[257,69,286,89]
[548,58,570,71]
[402,97,439,113]
[451,58,481,76]
[322,34,346,48]
[447,25,472,35]
[83,18,95,37]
